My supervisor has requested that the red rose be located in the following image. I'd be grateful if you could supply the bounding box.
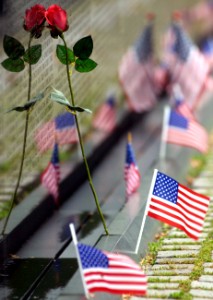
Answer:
[24,4,46,37]
[45,4,69,36]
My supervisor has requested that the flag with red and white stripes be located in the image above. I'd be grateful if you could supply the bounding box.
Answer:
[164,108,208,153]
[92,96,116,133]
[77,242,147,295]
[118,20,156,112]
[35,112,78,153]
[41,142,60,205]
[147,170,210,240]
[124,135,141,197]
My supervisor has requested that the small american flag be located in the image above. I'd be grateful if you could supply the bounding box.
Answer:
[147,170,210,240]
[41,142,60,205]
[92,96,116,133]
[35,112,78,153]
[124,134,141,197]
[165,22,209,110]
[77,242,147,295]
[165,108,208,153]
[118,19,156,112]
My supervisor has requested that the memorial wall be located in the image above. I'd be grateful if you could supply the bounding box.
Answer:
[0,0,197,193]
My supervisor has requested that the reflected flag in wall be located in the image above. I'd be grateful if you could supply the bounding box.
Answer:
[77,242,147,295]
[41,142,60,205]
[92,96,117,133]
[164,107,208,153]
[124,133,141,197]
[147,170,210,240]
[35,112,78,153]
[118,16,156,112]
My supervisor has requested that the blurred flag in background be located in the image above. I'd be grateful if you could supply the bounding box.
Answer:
[164,107,208,154]
[162,18,209,110]
[124,133,141,198]
[118,14,157,112]
[41,142,60,205]
[35,112,78,153]
[92,95,117,133]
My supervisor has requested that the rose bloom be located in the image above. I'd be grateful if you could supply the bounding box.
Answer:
[24,4,46,37]
[45,4,69,36]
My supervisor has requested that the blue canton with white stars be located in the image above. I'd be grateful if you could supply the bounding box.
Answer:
[55,112,75,129]
[78,243,109,269]
[126,143,136,166]
[134,24,153,62]
[51,143,59,165]
[172,23,192,61]
[153,172,178,204]
[169,110,189,129]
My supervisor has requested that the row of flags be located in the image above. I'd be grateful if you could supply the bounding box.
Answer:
[38,11,212,298]
[118,12,211,113]
[69,159,210,298]
[41,84,209,206]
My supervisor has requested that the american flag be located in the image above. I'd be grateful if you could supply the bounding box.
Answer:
[164,107,208,154]
[92,96,116,133]
[147,170,210,240]
[35,112,78,153]
[124,135,141,197]
[118,20,156,112]
[164,22,209,110]
[77,242,147,295]
[41,142,60,205]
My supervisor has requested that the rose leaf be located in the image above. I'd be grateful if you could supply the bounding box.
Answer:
[6,93,44,112]
[3,35,25,59]
[56,45,75,65]
[75,58,97,73]
[73,36,93,60]
[23,45,42,64]
[1,58,25,72]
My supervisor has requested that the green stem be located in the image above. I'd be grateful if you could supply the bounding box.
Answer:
[1,35,33,236]
[61,34,109,235]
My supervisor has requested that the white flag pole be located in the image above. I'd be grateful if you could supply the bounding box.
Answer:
[159,106,170,162]
[135,169,158,254]
[69,223,90,299]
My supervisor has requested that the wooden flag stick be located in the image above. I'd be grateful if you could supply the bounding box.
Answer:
[159,106,170,162]
[69,223,90,299]
[127,131,132,143]
[135,169,158,254]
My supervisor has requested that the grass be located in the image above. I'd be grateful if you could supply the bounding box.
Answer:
[186,152,208,186]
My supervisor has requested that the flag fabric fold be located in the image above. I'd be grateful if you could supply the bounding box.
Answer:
[41,142,60,205]
[124,137,141,197]
[77,242,147,296]
[92,96,117,133]
[147,170,210,240]
[35,112,78,153]
[118,20,157,112]
[164,107,208,153]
